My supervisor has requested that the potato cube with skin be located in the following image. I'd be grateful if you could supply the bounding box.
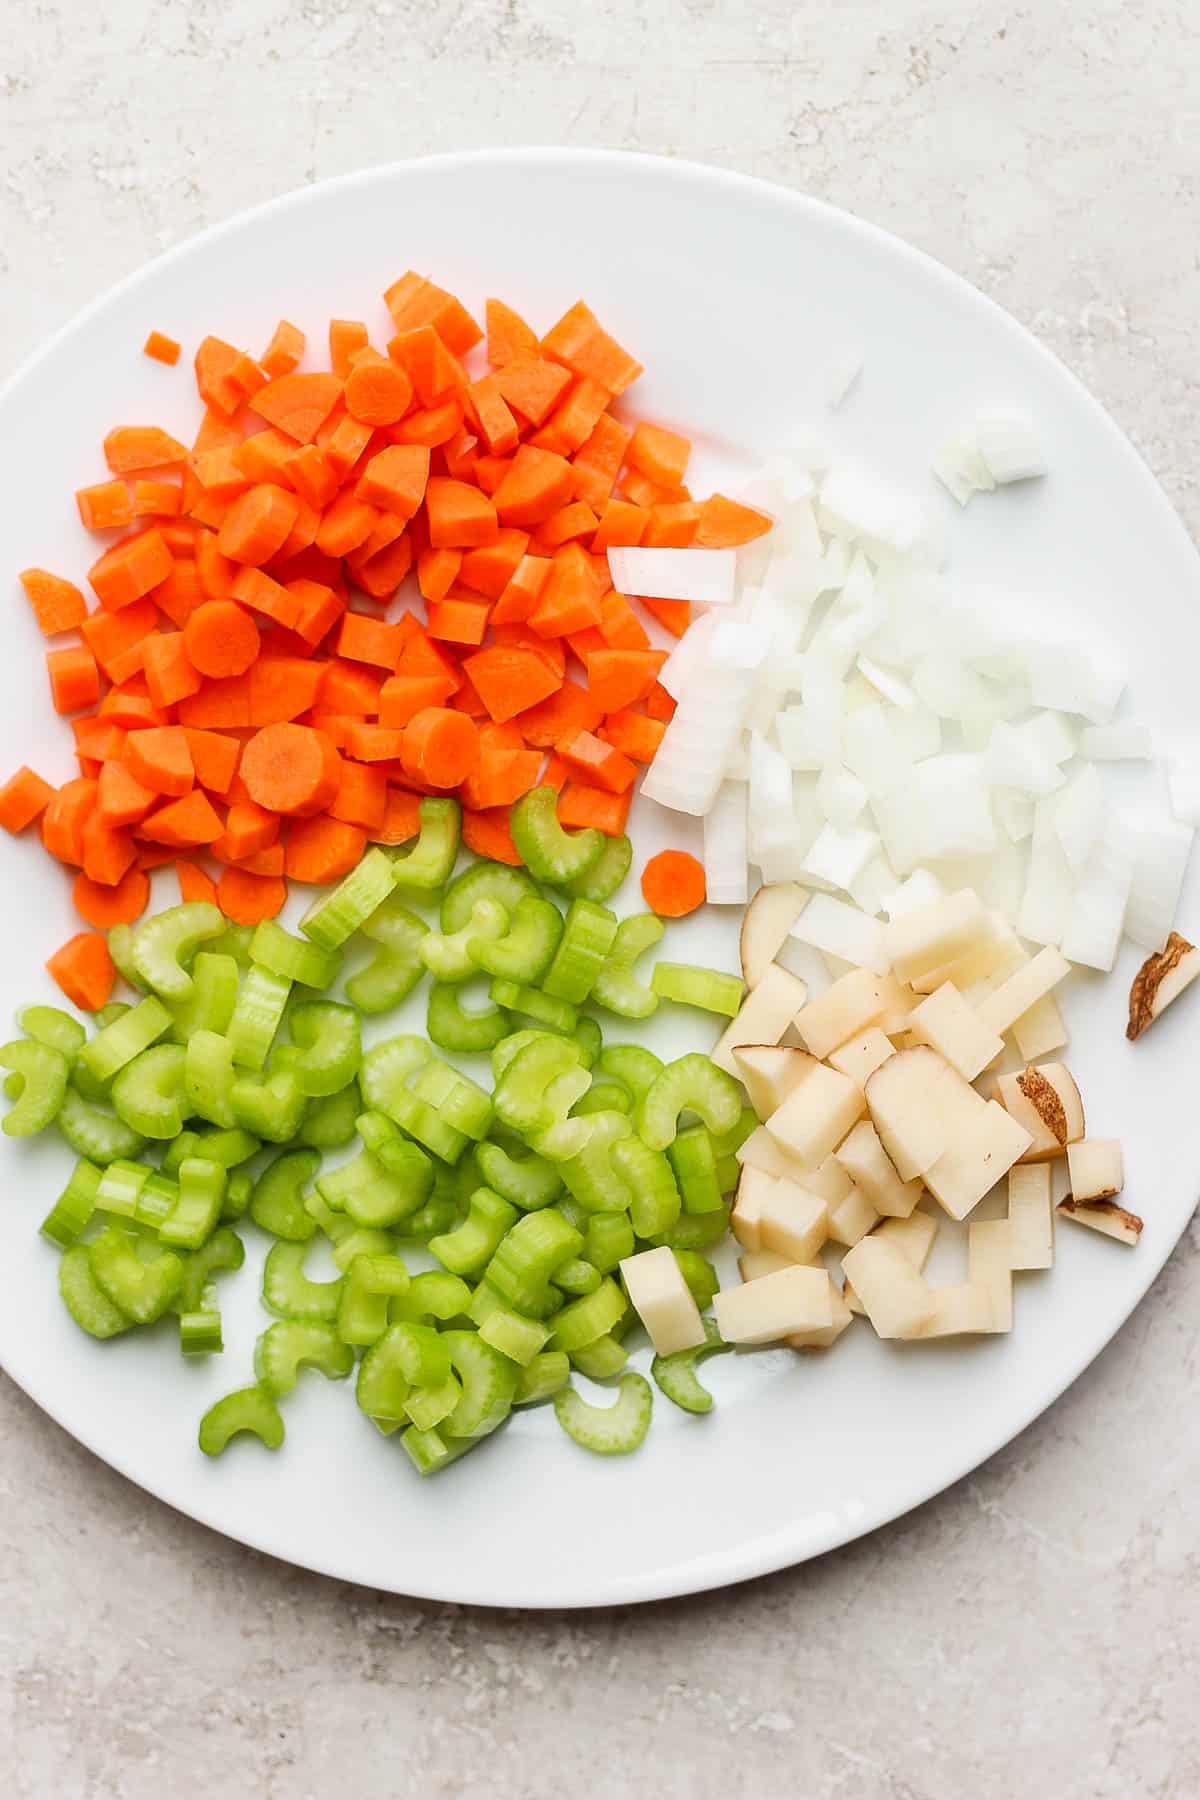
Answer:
[884,888,988,984]
[787,1276,854,1350]
[732,1044,814,1120]
[711,962,809,1075]
[967,1219,1014,1332]
[975,946,1071,1036]
[714,1265,834,1345]
[1066,1137,1124,1202]
[794,966,890,1059]
[739,884,808,989]
[914,1283,995,1337]
[924,1100,1033,1222]
[841,1236,935,1338]
[835,1119,923,1218]
[758,1179,829,1263]
[908,982,1005,1081]
[619,1246,706,1356]
[864,1045,976,1182]
[738,1248,797,1282]
[1007,1163,1054,1270]
[1057,1196,1143,1246]
[766,1061,866,1166]
[828,1026,896,1087]
[993,1062,1084,1162]
[827,1185,880,1248]
[731,1166,776,1251]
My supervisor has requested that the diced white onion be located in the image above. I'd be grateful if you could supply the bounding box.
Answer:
[1124,816,1194,950]
[1060,830,1133,972]
[703,781,749,906]
[801,822,880,892]
[974,408,1046,485]
[1053,765,1104,875]
[1167,749,1200,827]
[1080,723,1153,761]
[607,547,737,606]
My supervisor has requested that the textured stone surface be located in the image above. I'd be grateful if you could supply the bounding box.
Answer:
[3,3,1200,1794]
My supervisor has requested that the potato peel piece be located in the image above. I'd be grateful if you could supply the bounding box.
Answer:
[1127,932,1200,1040]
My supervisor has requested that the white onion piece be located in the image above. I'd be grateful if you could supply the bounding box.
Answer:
[787,894,890,974]
[1025,644,1124,725]
[931,430,994,506]
[993,788,1035,844]
[848,853,897,919]
[1023,711,1077,766]
[986,721,1068,798]
[819,461,931,557]
[802,822,880,892]
[607,547,737,606]
[1124,816,1194,950]
[856,655,915,709]
[975,408,1046,484]
[657,610,717,701]
[1166,750,1200,827]
[703,781,749,906]
[883,869,944,921]
[1017,796,1072,947]
[1054,765,1104,875]
[816,763,868,828]
[886,703,942,765]
[1080,723,1153,761]
[1060,830,1133,972]
[842,704,903,794]
[907,756,997,860]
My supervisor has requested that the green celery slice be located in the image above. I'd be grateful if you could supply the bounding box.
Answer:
[553,1372,652,1455]
[559,833,632,903]
[509,786,603,885]
[58,1243,131,1338]
[636,1053,743,1151]
[541,898,618,1004]
[439,858,535,933]
[254,1320,354,1396]
[390,797,461,892]
[262,1239,344,1322]
[468,894,563,984]
[649,962,744,1017]
[651,1317,729,1414]
[591,914,664,1020]
[226,966,292,1071]
[287,1000,361,1098]
[251,918,343,989]
[198,1385,285,1455]
[132,901,225,1001]
[251,1149,320,1241]
[0,1038,68,1135]
[299,846,398,950]
[40,1157,102,1247]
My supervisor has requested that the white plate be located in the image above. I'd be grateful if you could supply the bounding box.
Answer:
[1,149,1196,1610]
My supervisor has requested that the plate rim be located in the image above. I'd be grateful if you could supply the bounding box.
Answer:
[2,144,1196,1610]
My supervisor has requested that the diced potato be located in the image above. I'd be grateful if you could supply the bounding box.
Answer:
[834,1119,923,1218]
[766,1061,866,1166]
[913,1283,994,1337]
[738,1248,797,1282]
[827,1185,880,1248]
[739,884,809,989]
[619,1246,706,1356]
[841,1236,935,1338]
[787,1276,854,1350]
[884,888,988,984]
[864,1045,977,1181]
[732,1044,814,1119]
[798,1153,854,1208]
[875,971,918,1034]
[736,1125,818,1185]
[828,1026,896,1086]
[731,1165,776,1251]
[794,967,890,1059]
[924,1099,1032,1222]
[967,1219,1013,1332]
[908,982,1005,1081]
[909,910,1025,995]
[993,1062,1084,1162]
[1057,1197,1143,1246]
[1066,1137,1124,1202]
[758,1179,829,1263]
[1011,992,1068,1061]
[1007,1163,1054,1270]
[843,1212,937,1314]
[711,962,809,1075]
[975,946,1071,1036]
[714,1265,834,1344]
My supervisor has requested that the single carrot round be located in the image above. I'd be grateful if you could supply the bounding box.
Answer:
[184,599,260,678]
[344,360,413,426]
[240,722,341,817]
[641,848,707,918]
[401,707,480,789]
[216,865,287,924]
[73,866,150,929]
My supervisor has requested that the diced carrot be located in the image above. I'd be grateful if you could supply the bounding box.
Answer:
[584,648,666,713]
[542,302,642,395]
[192,407,242,457]
[98,681,166,728]
[345,359,413,427]
[401,708,479,788]
[80,599,157,683]
[448,668,489,720]
[142,633,201,709]
[176,674,253,730]
[249,371,343,444]
[512,677,602,748]
[598,709,666,764]
[472,455,515,498]
[490,554,552,626]
[593,591,647,652]
[638,596,691,638]
[247,657,325,726]
[136,842,179,870]
[485,299,538,368]
[240,722,341,817]
[210,799,279,863]
[620,469,684,510]
[0,766,55,833]
[182,728,241,796]
[319,410,376,480]
[441,427,481,482]
[329,320,369,377]
[378,673,456,729]
[643,501,702,548]
[390,398,465,448]
[463,376,519,456]
[354,444,430,521]
[493,357,573,427]
[19,568,88,637]
[315,491,378,558]
[233,427,297,486]
[426,597,489,647]
[216,865,287,924]
[462,806,521,865]
[149,558,204,629]
[283,443,338,509]
[353,533,414,601]
[182,599,260,680]
[194,337,253,417]
[88,528,173,609]
[388,326,468,408]
[557,728,637,794]
[73,865,149,928]
[96,759,156,827]
[320,660,384,715]
[557,782,631,835]
[195,532,236,601]
[535,500,599,549]
[124,726,194,797]
[492,623,565,680]
[132,478,182,517]
[139,789,224,848]
[462,645,559,724]
[460,725,541,811]
[72,716,123,762]
[260,320,305,378]
[384,274,481,356]
[76,480,134,531]
[284,814,367,884]
[81,812,137,886]
[41,778,97,865]
[694,492,774,548]
[529,377,611,458]
[144,331,181,366]
[47,646,100,715]
[416,547,462,603]
[46,932,114,1011]
[336,612,403,670]
[218,484,302,566]
[528,543,604,637]
[328,759,387,831]
[458,529,530,601]
[177,860,218,905]
[373,788,422,846]
[341,724,407,763]
[104,426,188,475]
[591,498,649,551]
[493,445,574,527]
[287,578,344,649]
[627,422,691,490]
[571,413,632,509]
[425,478,499,550]
[641,848,707,917]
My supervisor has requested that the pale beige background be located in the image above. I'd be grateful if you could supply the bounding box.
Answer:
[2,3,1199,1795]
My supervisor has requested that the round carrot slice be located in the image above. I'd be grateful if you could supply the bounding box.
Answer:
[217,866,287,924]
[641,849,707,918]
[240,723,341,817]
[72,865,151,929]
[344,361,414,427]
[184,600,260,678]
[401,707,479,789]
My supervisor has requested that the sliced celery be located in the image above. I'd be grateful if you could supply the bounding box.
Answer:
[651,1203,732,1252]
[509,786,603,885]
[668,1124,724,1214]
[674,1249,720,1310]
[162,1125,260,1176]
[542,899,618,1004]
[58,1244,131,1339]
[492,1035,586,1137]
[440,858,535,933]
[514,1350,571,1404]
[358,1034,430,1112]
[231,1067,306,1143]
[484,1209,582,1317]
[19,1005,86,1059]
[298,1080,360,1149]
[179,1288,223,1356]
[262,1239,343,1322]
[478,1307,550,1366]
[132,901,225,1001]
[649,962,744,1017]
[198,1385,285,1455]
[583,1211,635,1273]
[89,1226,183,1324]
[488,979,578,1036]
[428,1188,518,1277]
[336,1252,411,1346]
[299,846,398,951]
[553,1256,602,1297]
[106,923,144,990]
[572,1078,631,1117]
[636,1053,743,1151]
[426,979,511,1055]
[226,966,291,1072]
[251,918,342,989]
[475,1139,562,1211]
[553,1372,652,1455]
[550,1277,627,1353]
[419,897,508,982]
[288,1000,361,1098]
[254,1320,354,1396]
[573,1015,602,1067]
[184,1028,237,1128]
[592,914,664,1020]
[357,1322,450,1433]
[390,796,461,892]
[160,1157,225,1250]
[0,1039,68,1135]
[443,1330,517,1438]
[111,1044,187,1139]
[468,895,563,984]
[178,1226,245,1313]
[388,1269,473,1325]
[596,1044,663,1104]
[651,1318,729,1414]
[40,1157,102,1247]
[561,1112,634,1215]
[400,1422,476,1475]
[316,1148,430,1229]
[410,1058,493,1140]
[78,995,171,1085]
[167,952,239,1045]
[560,833,632,903]
[570,1334,628,1379]
[250,1149,320,1241]
[348,897,429,1013]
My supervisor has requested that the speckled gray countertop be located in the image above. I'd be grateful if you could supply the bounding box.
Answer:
[3,5,1199,1795]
